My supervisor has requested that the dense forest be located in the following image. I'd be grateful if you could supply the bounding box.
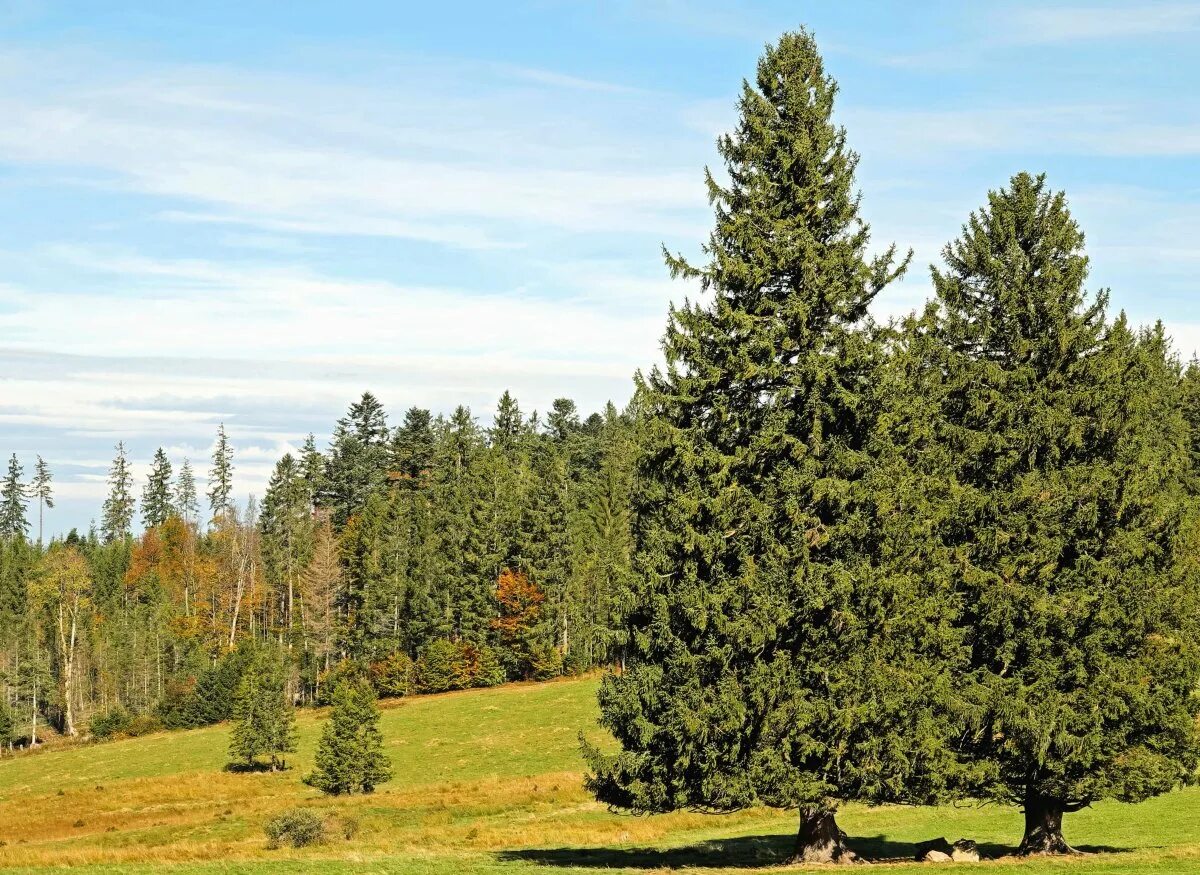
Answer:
[0,391,639,743]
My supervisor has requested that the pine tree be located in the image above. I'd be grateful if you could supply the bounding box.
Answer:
[489,391,524,450]
[299,434,326,509]
[142,448,174,529]
[306,674,392,794]
[174,458,199,523]
[581,31,961,864]
[30,456,53,546]
[1182,359,1200,491]
[0,455,27,541]
[227,647,297,771]
[208,424,235,521]
[924,173,1200,854]
[100,443,135,543]
[261,454,314,642]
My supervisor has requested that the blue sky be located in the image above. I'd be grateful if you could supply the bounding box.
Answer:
[1,0,1198,535]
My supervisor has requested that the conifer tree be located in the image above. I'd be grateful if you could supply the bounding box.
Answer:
[261,454,314,640]
[926,174,1200,854]
[208,424,235,521]
[174,458,199,523]
[30,456,53,546]
[0,455,27,541]
[1182,359,1200,490]
[228,647,297,771]
[142,448,174,529]
[306,674,392,794]
[299,434,326,509]
[0,695,12,754]
[582,31,961,864]
[100,443,135,543]
[324,393,391,526]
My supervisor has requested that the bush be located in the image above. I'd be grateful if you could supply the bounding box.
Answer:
[528,642,564,680]
[472,644,506,688]
[370,651,416,698]
[264,808,325,849]
[417,640,473,692]
[338,815,360,840]
[125,714,163,737]
[90,708,132,740]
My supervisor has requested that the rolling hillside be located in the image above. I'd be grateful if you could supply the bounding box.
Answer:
[0,676,1198,873]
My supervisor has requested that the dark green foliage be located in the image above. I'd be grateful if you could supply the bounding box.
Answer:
[0,455,28,540]
[174,458,199,523]
[141,448,174,529]
[391,407,435,488]
[264,808,326,849]
[164,647,255,728]
[90,707,133,740]
[582,30,962,863]
[323,392,391,527]
[922,173,1200,853]
[0,695,12,749]
[306,674,392,795]
[228,646,298,771]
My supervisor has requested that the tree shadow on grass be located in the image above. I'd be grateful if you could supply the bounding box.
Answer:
[499,833,1136,869]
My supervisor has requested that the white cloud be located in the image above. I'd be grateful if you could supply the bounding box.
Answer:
[1005,3,1200,44]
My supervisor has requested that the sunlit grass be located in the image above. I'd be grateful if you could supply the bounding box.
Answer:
[1,675,1198,873]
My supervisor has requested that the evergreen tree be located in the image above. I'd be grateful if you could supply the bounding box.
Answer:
[0,455,27,541]
[925,173,1200,854]
[30,456,53,546]
[141,448,174,529]
[581,31,957,864]
[100,443,135,543]
[208,423,235,521]
[306,674,392,794]
[0,695,12,753]
[174,458,199,523]
[489,391,524,450]
[1182,359,1200,491]
[227,647,297,771]
[299,434,326,509]
[261,454,314,641]
[324,392,391,526]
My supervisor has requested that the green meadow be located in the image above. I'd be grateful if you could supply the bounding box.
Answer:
[1,676,1198,873]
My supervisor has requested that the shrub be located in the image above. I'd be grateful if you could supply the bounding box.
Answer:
[528,642,564,680]
[338,815,360,840]
[315,659,361,706]
[90,708,133,740]
[370,651,416,698]
[417,640,473,692]
[472,644,506,688]
[264,808,325,849]
[125,714,163,737]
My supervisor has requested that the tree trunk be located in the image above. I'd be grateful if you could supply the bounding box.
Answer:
[1018,796,1077,855]
[788,807,856,864]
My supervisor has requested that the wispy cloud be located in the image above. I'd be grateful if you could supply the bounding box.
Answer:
[1004,2,1200,44]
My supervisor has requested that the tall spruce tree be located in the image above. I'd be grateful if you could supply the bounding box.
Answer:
[142,448,174,529]
[390,407,435,489]
[174,458,199,523]
[927,173,1200,854]
[30,456,53,546]
[324,392,391,526]
[100,443,135,543]
[0,455,27,541]
[208,424,235,521]
[306,674,392,794]
[582,31,963,864]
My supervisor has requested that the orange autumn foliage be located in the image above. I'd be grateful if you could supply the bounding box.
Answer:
[492,568,544,644]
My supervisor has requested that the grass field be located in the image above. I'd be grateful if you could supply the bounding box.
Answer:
[0,675,1198,873]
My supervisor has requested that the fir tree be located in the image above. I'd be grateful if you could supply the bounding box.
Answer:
[0,455,27,541]
[581,31,960,864]
[142,448,174,529]
[208,423,235,521]
[174,458,199,523]
[227,647,297,771]
[299,434,326,509]
[306,674,392,794]
[924,173,1200,854]
[30,456,53,546]
[100,443,135,543]
[489,391,524,450]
